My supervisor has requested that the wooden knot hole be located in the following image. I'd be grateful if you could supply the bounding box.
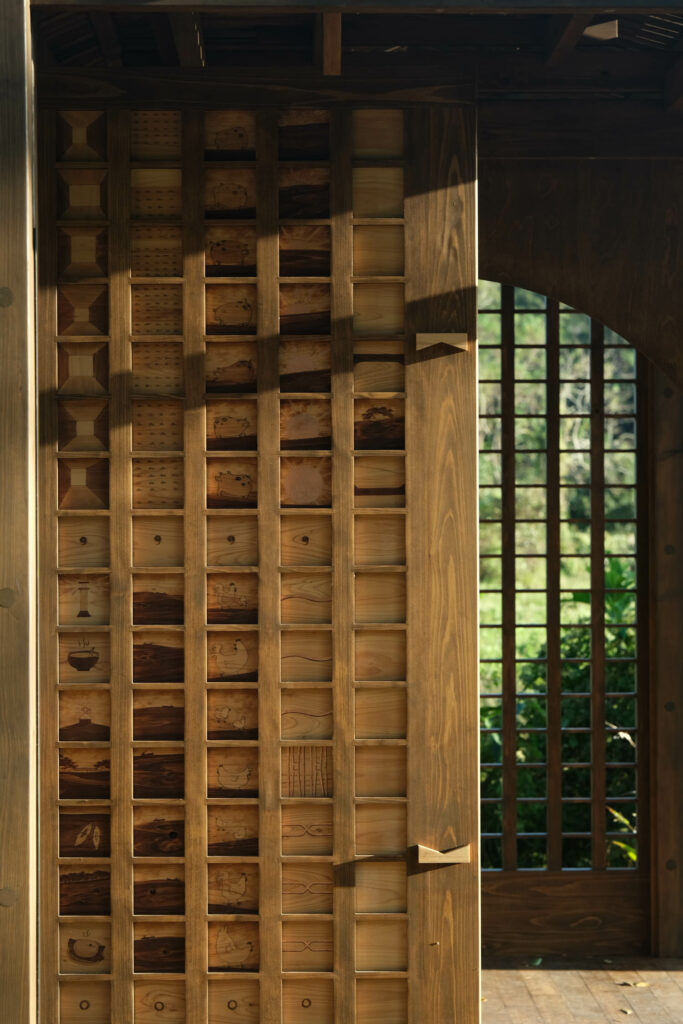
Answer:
[154,1001,165,1011]
[227,1000,238,1010]
[302,998,312,1008]
[79,1001,90,1011]
[79,536,88,545]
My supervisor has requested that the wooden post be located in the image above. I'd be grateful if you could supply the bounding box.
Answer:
[0,1,37,1022]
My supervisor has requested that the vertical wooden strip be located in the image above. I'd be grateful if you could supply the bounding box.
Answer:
[635,353,650,882]
[500,283,517,872]
[590,320,606,871]
[183,107,208,1024]
[256,107,281,1022]
[330,107,355,1023]
[546,299,562,871]
[405,104,479,1024]
[37,107,58,1024]
[652,367,683,955]
[109,106,134,1022]
[0,4,36,1021]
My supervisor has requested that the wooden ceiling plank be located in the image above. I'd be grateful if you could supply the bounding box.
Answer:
[322,12,342,76]
[545,13,594,65]
[169,11,206,67]
[89,11,123,67]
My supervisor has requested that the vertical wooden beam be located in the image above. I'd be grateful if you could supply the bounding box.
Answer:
[590,321,606,871]
[169,13,206,68]
[546,298,562,871]
[652,370,683,955]
[0,2,36,1022]
[322,13,342,77]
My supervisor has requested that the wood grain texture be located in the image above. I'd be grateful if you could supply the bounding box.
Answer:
[479,160,683,388]
[405,104,479,1023]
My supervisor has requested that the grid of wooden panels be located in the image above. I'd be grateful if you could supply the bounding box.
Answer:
[40,106,410,1024]
[478,281,649,873]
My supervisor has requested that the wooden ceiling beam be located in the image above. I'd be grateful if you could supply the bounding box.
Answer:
[89,12,122,67]
[545,13,594,65]
[667,56,683,113]
[316,12,342,76]
[150,14,180,66]
[26,1,681,10]
[169,12,206,67]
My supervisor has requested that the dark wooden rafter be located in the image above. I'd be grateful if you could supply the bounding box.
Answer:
[666,55,683,112]
[169,11,205,67]
[150,13,179,66]
[320,12,342,76]
[89,11,122,67]
[545,13,594,66]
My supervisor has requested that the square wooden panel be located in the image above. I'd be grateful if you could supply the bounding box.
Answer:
[208,980,259,1023]
[57,169,107,220]
[130,169,182,219]
[281,573,332,624]
[354,225,404,277]
[132,458,184,509]
[355,688,406,740]
[59,922,111,974]
[57,110,106,160]
[133,690,185,741]
[281,689,333,740]
[208,573,258,624]
[282,863,334,914]
[133,399,184,451]
[282,803,333,856]
[131,225,183,277]
[281,457,331,508]
[282,920,333,972]
[355,803,406,856]
[354,398,404,451]
[207,689,258,740]
[207,747,258,798]
[206,225,257,277]
[206,342,258,394]
[58,284,108,336]
[355,862,407,913]
[132,285,183,335]
[280,284,330,335]
[206,284,257,335]
[59,810,111,858]
[354,456,405,508]
[131,110,182,159]
[205,110,256,160]
[59,867,110,916]
[59,632,110,684]
[59,573,109,626]
[133,631,184,683]
[207,458,257,509]
[207,631,258,682]
[134,924,185,974]
[283,979,333,1024]
[281,630,333,682]
[279,339,331,393]
[280,399,331,450]
[208,922,259,973]
[134,864,185,915]
[60,980,110,1024]
[207,399,257,451]
[134,981,186,1024]
[354,515,405,566]
[352,168,404,218]
[59,518,110,568]
[282,746,333,798]
[59,688,110,741]
[354,283,405,337]
[352,109,404,159]
[279,167,330,219]
[356,920,407,972]
[207,516,258,566]
[279,225,331,276]
[132,342,184,396]
[59,748,110,800]
[58,399,109,452]
[278,109,329,160]
[58,226,108,280]
[204,168,257,219]
[208,863,259,914]
[208,805,258,857]
[134,806,185,858]
[58,342,108,395]
[133,748,185,800]
[133,573,184,625]
[281,515,332,566]
[133,517,184,567]
[354,572,406,624]
[355,630,406,681]
[356,746,406,797]
[356,979,408,1024]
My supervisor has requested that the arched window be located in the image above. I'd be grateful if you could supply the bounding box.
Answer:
[478,282,649,876]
